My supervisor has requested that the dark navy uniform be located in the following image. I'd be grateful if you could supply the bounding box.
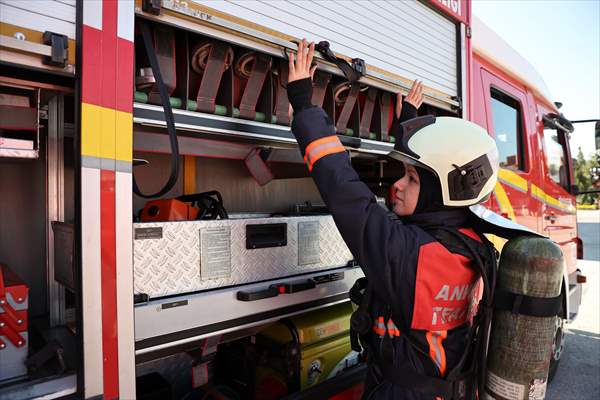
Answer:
[287,79,487,399]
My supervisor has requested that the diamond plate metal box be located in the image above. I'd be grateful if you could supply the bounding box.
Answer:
[133,216,353,298]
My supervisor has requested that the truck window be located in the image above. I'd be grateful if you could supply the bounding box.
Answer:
[543,128,570,190]
[490,88,525,170]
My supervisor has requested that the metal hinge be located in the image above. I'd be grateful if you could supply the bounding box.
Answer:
[466,26,472,38]
[143,0,162,15]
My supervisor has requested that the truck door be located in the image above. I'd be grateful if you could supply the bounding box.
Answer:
[481,69,542,232]
[538,104,578,267]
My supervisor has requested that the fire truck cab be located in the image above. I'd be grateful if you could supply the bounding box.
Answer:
[0,0,584,399]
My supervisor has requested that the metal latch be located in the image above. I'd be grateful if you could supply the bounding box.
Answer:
[143,0,162,15]
[351,58,367,77]
[42,31,68,67]
[451,95,463,111]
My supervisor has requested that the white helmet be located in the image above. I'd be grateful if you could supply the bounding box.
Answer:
[387,116,499,207]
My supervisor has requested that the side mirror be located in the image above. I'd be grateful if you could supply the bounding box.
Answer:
[570,184,580,195]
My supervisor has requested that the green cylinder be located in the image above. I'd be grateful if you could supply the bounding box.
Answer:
[186,100,228,116]
[389,136,395,143]
[133,92,182,108]
[233,107,266,122]
[169,97,182,108]
[134,91,148,103]
[485,236,564,400]
[344,128,354,136]
[368,132,377,140]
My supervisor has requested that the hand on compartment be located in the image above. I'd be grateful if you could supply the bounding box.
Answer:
[288,39,317,83]
[396,80,424,118]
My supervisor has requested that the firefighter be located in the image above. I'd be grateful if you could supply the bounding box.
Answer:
[287,40,499,399]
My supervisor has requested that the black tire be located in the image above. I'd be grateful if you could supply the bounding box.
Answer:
[548,315,566,383]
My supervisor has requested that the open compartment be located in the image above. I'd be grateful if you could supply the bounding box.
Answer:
[0,80,79,398]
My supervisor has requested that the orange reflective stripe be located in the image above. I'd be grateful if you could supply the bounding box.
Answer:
[387,319,401,337]
[372,316,386,336]
[426,330,448,377]
[304,136,339,161]
[304,136,345,171]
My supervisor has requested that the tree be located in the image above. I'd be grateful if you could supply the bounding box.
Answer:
[573,147,600,205]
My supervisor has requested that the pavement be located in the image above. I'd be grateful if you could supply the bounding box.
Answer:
[546,210,599,399]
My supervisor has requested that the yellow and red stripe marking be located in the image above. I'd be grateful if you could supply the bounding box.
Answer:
[81,1,134,398]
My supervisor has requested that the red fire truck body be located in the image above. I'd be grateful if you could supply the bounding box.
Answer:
[0,1,584,399]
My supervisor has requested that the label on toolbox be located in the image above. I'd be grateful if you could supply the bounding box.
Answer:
[135,227,163,240]
[298,221,320,265]
[200,227,232,280]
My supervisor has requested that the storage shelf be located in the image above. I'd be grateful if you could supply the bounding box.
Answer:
[0,147,39,159]
[133,103,394,156]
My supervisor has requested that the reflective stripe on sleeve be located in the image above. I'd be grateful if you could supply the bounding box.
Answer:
[426,330,448,377]
[303,136,345,172]
[373,316,386,337]
[387,319,401,337]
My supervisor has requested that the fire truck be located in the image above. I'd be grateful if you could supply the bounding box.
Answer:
[0,0,587,399]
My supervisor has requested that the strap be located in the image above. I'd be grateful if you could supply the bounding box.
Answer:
[274,62,291,125]
[379,92,392,142]
[442,228,497,397]
[134,21,180,198]
[194,42,232,114]
[311,71,331,107]
[335,83,360,135]
[315,41,365,83]
[494,288,562,317]
[245,148,274,186]
[349,278,373,353]
[238,53,272,120]
[359,87,378,139]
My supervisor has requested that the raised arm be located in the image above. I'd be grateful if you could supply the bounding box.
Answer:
[287,41,416,286]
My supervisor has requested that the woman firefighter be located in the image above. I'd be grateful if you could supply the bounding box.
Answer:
[286,40,501,399]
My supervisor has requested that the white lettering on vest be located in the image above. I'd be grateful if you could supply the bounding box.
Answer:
[434,285,450,301]
[431,305,469,326]
[450,284,468,301]
[434,283,473,302]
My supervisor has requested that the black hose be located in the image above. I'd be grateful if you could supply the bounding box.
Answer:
[133,21,180,198]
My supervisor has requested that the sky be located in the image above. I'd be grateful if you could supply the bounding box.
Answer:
[472,0,600,160]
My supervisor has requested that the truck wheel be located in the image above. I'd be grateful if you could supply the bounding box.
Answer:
[548,316,566,382]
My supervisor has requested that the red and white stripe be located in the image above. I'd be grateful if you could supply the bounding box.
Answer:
[80,1,134,399]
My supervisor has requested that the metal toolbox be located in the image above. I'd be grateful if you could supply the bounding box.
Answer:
[133,215,353,299]
[0,264,29,382]
[256,302,360,392]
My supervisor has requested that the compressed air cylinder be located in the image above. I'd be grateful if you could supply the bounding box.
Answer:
[485,237,564,400]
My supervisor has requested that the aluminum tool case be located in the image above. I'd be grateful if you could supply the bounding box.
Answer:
[133,215,353,298]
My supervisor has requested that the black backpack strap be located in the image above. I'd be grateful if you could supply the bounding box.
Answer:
[315,41,366,83]
[349,278,373,353]
[493,288,562,317]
